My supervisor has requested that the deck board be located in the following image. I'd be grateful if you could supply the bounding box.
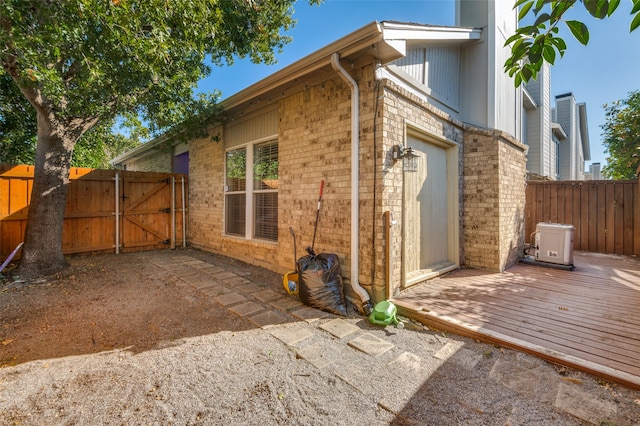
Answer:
[393,252,640,389]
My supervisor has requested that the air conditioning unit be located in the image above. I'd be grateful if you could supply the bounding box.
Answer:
[534,223,574,266]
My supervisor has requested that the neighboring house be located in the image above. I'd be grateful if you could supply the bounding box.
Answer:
[112,0,528,308]
[554,92,591,180]
[585,162,602,180]
[522,78,590,181]
[522,63,554,180]
[111,138,190,174]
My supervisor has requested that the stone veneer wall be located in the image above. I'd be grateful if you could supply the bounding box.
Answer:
[462,128,527,271]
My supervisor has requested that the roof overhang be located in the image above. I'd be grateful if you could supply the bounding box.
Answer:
[112,21,481,165]
[110,132,172,166]
[551,122,567,140]
[522,86,538,110]
[223,21,480,112]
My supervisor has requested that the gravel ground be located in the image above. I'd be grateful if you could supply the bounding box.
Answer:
[1,248,639,425]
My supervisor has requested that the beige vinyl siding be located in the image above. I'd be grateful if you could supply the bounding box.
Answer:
[225,107,278,149]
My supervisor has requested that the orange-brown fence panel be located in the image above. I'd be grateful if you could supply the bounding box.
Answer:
[0,165,188,260]
[525,179,639,256]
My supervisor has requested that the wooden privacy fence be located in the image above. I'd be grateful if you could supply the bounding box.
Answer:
[525,179,640,256]
[0,165,188,260]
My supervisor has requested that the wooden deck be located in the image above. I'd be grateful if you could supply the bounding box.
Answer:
[393,252,640,390]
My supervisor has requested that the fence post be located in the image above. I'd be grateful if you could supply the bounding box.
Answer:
[171,176,176,250]
[636,166,640,256]
[181,176,186,248]
[115,172,120,254]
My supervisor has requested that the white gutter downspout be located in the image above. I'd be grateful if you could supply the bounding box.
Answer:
[330,52,373,315]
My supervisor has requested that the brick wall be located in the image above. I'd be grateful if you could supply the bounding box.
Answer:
[186,59,527,303]
[187,74,358,278]
[375,79,465,299]
[462,128,527,271]
[124,150,172,173]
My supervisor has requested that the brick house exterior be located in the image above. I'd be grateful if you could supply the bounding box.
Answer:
[112,16,528,309]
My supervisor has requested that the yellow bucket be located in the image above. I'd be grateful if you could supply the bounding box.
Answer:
[283,271,299,295]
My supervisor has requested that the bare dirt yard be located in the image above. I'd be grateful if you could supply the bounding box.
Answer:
[0,249,260,365]
[1,248,639,425]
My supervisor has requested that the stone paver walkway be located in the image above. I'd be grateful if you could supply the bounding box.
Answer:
[151,254,640,425]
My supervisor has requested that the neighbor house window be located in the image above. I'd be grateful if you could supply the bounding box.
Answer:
[225,140,278,241]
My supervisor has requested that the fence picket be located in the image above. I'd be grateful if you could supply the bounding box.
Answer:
[525,179,639,256]
[0,165,188,259]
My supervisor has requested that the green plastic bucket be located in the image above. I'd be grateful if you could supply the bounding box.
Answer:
[369,300,399,327]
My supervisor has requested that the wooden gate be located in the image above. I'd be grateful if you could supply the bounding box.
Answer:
[118,171,187,252]
[0,165,188,259]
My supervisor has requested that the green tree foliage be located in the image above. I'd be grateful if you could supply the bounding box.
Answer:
[0,71,36,164]
[0,0,319,278]
[601,90,640,180]
[505,0,640,86]
[2,70,141,167]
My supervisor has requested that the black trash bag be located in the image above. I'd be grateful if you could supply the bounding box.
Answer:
[296,253,347,316]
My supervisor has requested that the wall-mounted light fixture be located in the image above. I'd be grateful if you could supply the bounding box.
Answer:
[393,144,419,173]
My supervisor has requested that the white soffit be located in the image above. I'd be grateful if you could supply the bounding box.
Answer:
[551,122,567,140]
[381,21,481,42]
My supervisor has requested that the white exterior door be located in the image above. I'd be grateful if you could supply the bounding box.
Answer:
[402,134,458,287]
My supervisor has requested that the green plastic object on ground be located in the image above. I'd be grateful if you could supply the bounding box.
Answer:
[369,300,401,327]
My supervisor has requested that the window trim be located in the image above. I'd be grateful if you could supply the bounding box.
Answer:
[224,134,278,242]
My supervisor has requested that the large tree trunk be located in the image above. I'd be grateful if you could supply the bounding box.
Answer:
[17,112,76,280]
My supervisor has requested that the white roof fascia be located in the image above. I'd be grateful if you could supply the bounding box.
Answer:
[551,122,567,140]
[112,21,481,165]
[522,86,538,110]
[223,22,480,111]
[110,133,171,166]
[381,22,481,41]
[223,21,389,111]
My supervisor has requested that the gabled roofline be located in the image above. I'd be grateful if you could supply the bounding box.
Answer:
[222,21,480,111]
[112,21,481,166]
[110,132,172,166]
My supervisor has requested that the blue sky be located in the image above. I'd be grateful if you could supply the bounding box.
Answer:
[198,0,640,168]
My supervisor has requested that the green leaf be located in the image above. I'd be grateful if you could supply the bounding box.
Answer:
[533,0,549,14]
[519,1,534,20]
[583,0,609,18]
[607,0,620,15]
[534,12,551,28]
[505,33,523,46]
[515,72,523,87]
[550,36,567,52]
[565,20,590,44]
[515,0,533,8]
[631,12,640,31]
[542,44,557,63]
[632,0,640,14]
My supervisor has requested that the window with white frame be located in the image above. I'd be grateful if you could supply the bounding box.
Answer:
[225,139,278,241]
